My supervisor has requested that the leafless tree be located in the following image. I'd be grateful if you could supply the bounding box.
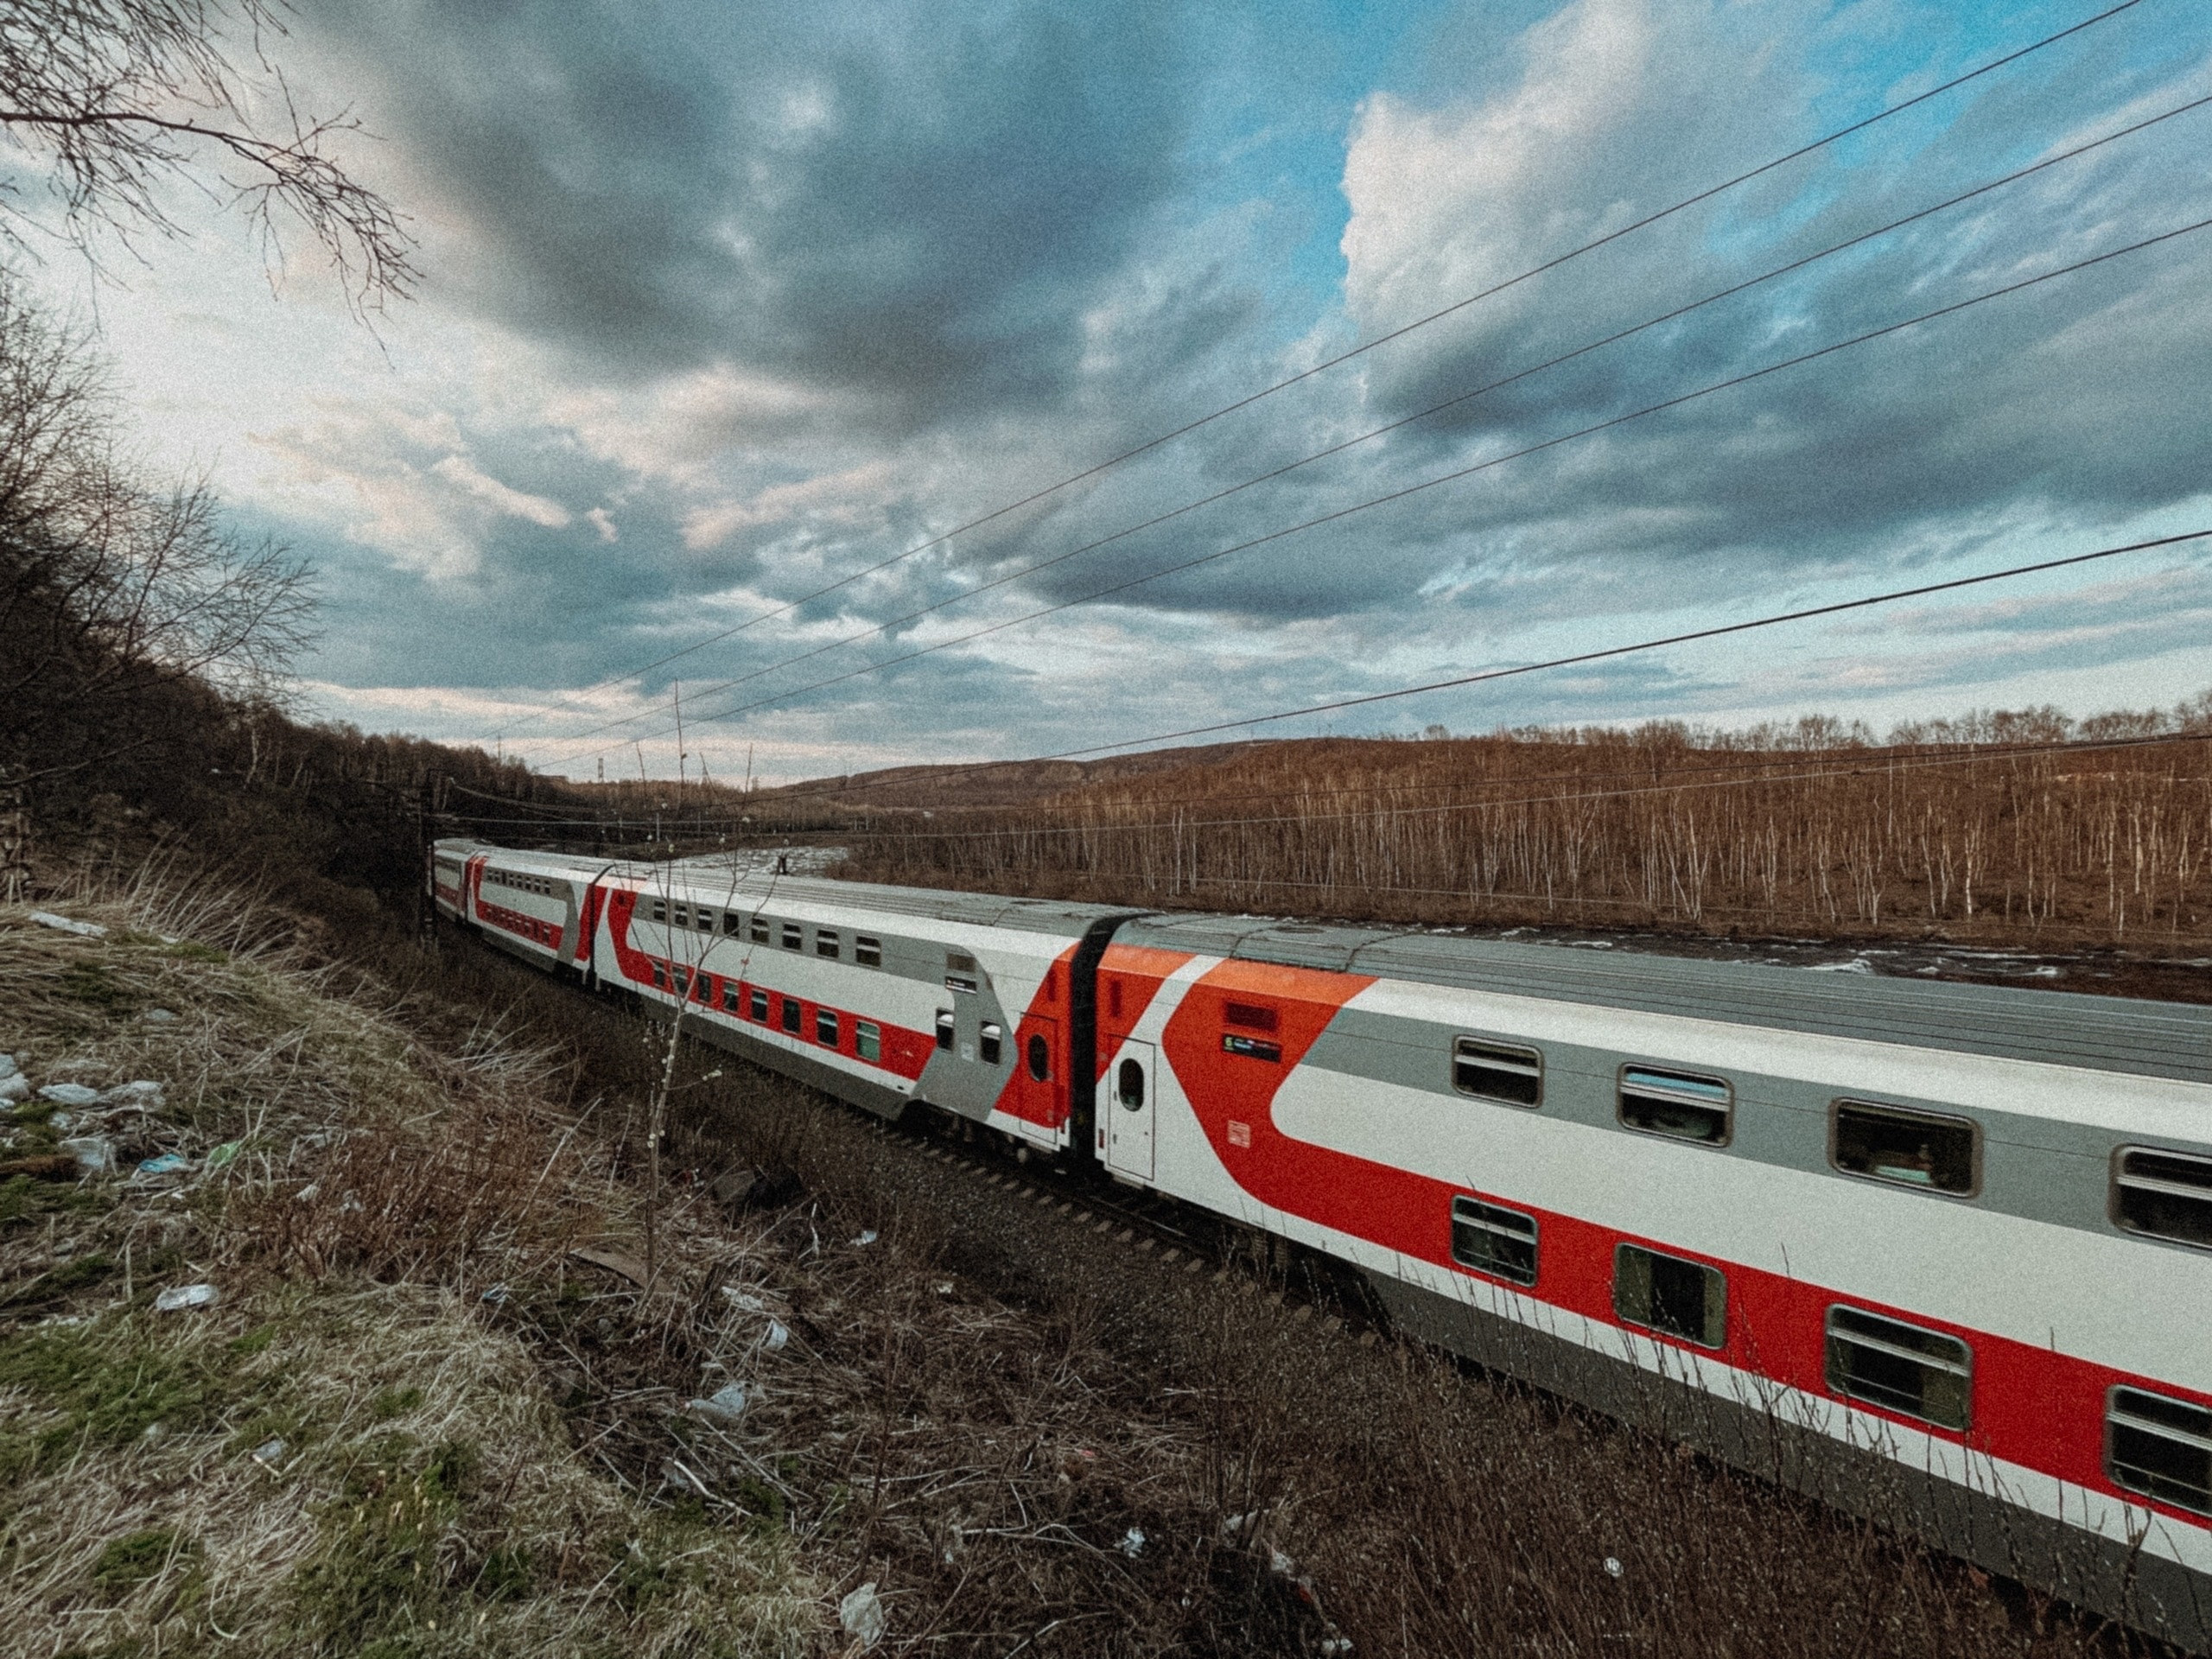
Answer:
[0,0,416,309]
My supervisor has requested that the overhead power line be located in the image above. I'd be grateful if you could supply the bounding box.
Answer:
[535,88,2211,754]
[567,215,2212,765]
[501,0,2150,741]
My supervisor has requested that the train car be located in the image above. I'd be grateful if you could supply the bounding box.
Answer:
[431,840,2212,1645]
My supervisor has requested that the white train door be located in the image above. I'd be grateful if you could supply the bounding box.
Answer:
[1106,1041,1154,1181]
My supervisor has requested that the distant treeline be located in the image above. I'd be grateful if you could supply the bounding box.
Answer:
[836,694,2212,948]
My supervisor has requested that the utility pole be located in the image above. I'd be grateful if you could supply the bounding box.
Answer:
[416,783,435,949]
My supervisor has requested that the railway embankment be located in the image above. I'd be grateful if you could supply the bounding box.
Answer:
[2,871,2192,1656]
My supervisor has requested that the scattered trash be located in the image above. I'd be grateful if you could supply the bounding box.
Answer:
[295,1182,320,1203]
[1604,1556,1624,1579]
[58,1135,114,1173]
[849,1229,878,1248]
[755,1318,790,1355]
[570,1244,652,1287]
[1808,957,1875,975]
[933,1281,954,1296]
[154,1283,219,1313]
[1060,1447,1097,1481]
[684,1382,749,1426]
[29,911,105,938]
[37,1084,99,1108]
[1120,1527,1147,1558]
[838,1580,887,1650]
[101,1080,165,1108]
[48,1111,77,1132]
[134,1153,191,1179]
[481,1282,509,1305]
[1220,1510,1259,1542]
[709,1165,759,1206]
[142,1007,177,1024]
[252,1437,287,1468]
[720,1286,769,1313]
[0,1055,15,1079]
[205,1141,243,1169]
[0,1074,25,1103]
[1319,1637,1354,1655]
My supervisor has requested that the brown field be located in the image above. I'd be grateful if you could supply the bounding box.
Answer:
[830,700,2212,953]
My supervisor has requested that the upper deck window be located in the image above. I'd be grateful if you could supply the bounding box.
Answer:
[816,929,840,959]
[1618,1066,1732,1146]
[855,935,882,968]
[1453,1038,1541,1108]
[1831,1101,1978,1196]
[750,917,770,944]
[781,922,802,950]
[2113,1147,2212,1249]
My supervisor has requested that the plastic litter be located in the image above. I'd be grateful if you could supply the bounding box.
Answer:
[154,1283,219,1313]
[1604,1557,1624,1579]
[101,1081,165,1108]
[849,1229,878,1247]
[0,1054,16,1079]
[1120,1527,1147,1557]
[838,1580,887,1650]
[205,1141,243,1169]
[252,1437,286,1467]
[135,1153,191,1178]
[756,1319,789,1355]
[143,1007,177,1024]
[0,1075,25,1103]
[38,1084,100,1108]
[58,1135,114,1173]
[720,1287,769,1313]
[481,1282,509,1305]
[29,911,105,938]
[684,1382,748,1426]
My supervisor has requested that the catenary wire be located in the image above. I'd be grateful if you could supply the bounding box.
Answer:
[499,0,2152,741]
[565,217,2212,766]
[532,90,2212,754]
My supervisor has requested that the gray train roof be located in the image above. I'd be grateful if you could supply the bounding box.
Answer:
[1118,913,2212,1087]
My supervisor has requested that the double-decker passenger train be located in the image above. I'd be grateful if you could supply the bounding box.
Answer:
[432,838,2212,1646]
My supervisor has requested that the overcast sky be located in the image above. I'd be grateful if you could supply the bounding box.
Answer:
[21,0,2212,782]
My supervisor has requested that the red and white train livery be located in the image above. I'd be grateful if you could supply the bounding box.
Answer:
[431,839,2212,1646]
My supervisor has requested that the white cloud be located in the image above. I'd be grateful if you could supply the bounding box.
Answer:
[428,453,572,527]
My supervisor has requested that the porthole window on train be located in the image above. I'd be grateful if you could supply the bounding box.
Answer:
[856,935,883,968]
[1116,1058,1145,1110]
[750,917,770,944]
[781,922,803,950]
[2107,1387,2212,1516]
[816,1008,839,1046]
[935,1011,955,1052]
[1027,1033,1050,1082]
[1451,1197,1538,1287]
[1825,1306,1972,1432]
[1453,1038,1542,1108]
[1618,1066,1732,1145]
[781,997,802,1034]
[1614,1244,1726,1348]
[816,929,840,959]
[2113,1146,2212,1249]
[980,1022,1004,1065]
[1832,1101,1978,1195]
[749,988,768,1021]
[856,1020,882,1063]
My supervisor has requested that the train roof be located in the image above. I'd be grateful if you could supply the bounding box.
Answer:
[1118,912,2212,1088]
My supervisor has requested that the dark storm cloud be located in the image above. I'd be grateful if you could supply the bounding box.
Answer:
[304,0,1197,417]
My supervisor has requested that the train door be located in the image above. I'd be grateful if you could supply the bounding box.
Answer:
[1014,1016,1061,1128]
[1106,1040,1154,1181]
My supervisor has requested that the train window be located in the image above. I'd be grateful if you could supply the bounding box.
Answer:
[817,1007,839,1046]
[1825,1306,1971,1432]
[1027,1033,1050,1082]
[2113,1146,2212,1249]
[696,907,715,933]
[2107,1387,2212,1516]
[1618,1066,1732,1145]
[1613,1245,1726,1349]
[1831,1101,1978,1195]
[781,922,803,950]
[750,917,770,944]
[651,961,666,990]
[980,1022,1003,1065]
[1453,1038,1542,1108]
[856,1020,881,1063]
[816,929,840,959]
[1117,1058,1145,1110]
[781,997,802,1034]
[1451,1197,1538,1287]
[935,1011,955,1052]
[749,987,768,1021]
[650,899,667,924]
[671,966,690,997]
[722,910,743,936]
[856,935,882,968]
[721,982,741,1014]
[671,904,690,929]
